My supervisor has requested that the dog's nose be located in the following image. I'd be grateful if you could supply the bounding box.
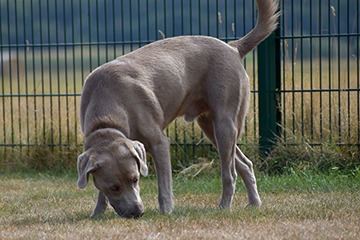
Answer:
[121,204,144,219]
[130,204,144,219]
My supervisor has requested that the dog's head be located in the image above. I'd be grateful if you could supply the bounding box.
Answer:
[77,130,148,218]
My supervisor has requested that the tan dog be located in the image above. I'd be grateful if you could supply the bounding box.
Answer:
[77,0,279,218]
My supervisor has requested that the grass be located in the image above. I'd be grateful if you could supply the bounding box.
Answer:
[1,170,359,239]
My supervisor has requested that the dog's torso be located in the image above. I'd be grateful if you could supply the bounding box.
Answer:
[81,36,249,145]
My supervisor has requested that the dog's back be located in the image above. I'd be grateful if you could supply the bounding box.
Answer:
[80,36,243,134]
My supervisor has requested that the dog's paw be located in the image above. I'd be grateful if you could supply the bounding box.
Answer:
[90,205,108,218]
[160,203,174,215]
[245,200,262,208]
[90,211,104,218]
[218,195,233,209]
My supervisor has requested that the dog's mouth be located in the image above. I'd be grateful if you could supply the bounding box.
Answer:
[112,204,144,219]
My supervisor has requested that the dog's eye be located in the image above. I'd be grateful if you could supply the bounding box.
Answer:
[109,185,121,192]
[132,178,138,183]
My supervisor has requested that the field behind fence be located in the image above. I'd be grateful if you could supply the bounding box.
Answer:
[0,0,359,172]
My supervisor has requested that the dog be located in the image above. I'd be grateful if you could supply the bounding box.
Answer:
[77,0,279,218]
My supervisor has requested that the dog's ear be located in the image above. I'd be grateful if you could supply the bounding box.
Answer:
[125,141,148,177]
[77,151,100,189]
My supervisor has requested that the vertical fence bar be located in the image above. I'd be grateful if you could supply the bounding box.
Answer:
[172,0,176,37]
[121,0,124,55]
[47,0,54,151]
[251,0,257,143]
[138,0,141,47]
[30,0,38,146]
[112,0,116,58]
[96,0,101,65]
[318,0,323,148]
[15,0,22,154]
[336,0,341,142]
[71,0,78,149]
[309,0,314,142]
[337,0,342,142]
[64,0,70,155]
[23,0,30,155]
[346,0,351,143]
[80,0,85,85]
[257,27,281,156]
[281,0,286,142]
[290,0,295,135]
[104,0,108,61]
[39,0,46,145]
[164,0,167,37]
[357,0,360,158]
[6,0,14,147]
[328,0,332,142]
[87,0,92,70]
[300,0,304,137]
[55,0,62,159]
[0,1,4,152]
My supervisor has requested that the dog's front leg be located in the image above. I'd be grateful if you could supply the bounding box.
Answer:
[148,136,174,214]
[91,191,108,218]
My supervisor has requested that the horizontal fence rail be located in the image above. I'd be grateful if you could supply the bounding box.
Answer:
[0,0,359,171]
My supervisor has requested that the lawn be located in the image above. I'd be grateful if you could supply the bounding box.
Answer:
[1,170,359,239]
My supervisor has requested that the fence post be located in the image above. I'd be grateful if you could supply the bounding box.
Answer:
[257,28,281,156]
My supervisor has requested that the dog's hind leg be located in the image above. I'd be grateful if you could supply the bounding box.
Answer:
[235,147,261,207]
[198,113,237,209]
[214,115,239,209]
[197,114,261,208]
[234,96,262,207]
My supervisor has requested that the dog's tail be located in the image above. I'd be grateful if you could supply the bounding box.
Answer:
[228,0,280,58]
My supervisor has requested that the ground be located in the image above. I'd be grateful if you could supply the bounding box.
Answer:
[1,171,359,239]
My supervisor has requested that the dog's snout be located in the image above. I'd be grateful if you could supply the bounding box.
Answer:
[116,203,144,219]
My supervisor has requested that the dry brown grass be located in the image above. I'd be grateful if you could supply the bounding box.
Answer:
[281,58,359,143]
[1,173,359,240]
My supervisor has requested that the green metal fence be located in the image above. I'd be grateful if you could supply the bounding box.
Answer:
[0,0,359,170]
[277,0,359,154]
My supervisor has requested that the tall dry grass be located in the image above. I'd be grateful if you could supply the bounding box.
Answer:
[281,57,359,144]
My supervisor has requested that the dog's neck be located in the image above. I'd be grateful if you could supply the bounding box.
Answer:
[83,117,130,150]
[86,116,129,138]
[84,127,128,150]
